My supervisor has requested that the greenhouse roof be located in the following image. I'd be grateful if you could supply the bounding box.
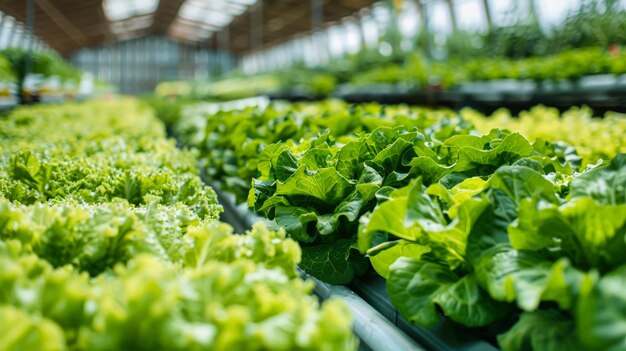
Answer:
[0,0,376,54]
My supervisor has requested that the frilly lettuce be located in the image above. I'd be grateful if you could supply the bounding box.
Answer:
[175,101,464,204]
[0,236,356,351]
[0,100,357,351]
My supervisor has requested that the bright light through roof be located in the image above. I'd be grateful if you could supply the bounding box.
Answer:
[169,0,257,43]
[178,0,238,24]
[229,0,257,5]
[103,0,160,22]
[110,15,154,35]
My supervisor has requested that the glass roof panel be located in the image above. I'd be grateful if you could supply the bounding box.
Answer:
[170,0,257,43]
[103,0,159,40]
[229,0,257,6]
[103,0,160,22]
[110,15,154,35]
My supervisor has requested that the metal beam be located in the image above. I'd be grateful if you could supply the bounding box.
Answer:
[415,0,430,57]
[152,0,185,34]
[528,0,538,23]
[0,13,5,45]
[35,0,87,45]
[445,0,457,32]
[312,0,323,32]
[251,1,263,50]
[481,0,493,30]
[218,25,229,53]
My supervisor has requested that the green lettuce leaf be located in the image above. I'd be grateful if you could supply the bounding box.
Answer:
[387,257,511,327]
[366,240,430,279]
[509,197,626,272]
[475,248,590,311]
[0,305,67,351]
[498,310,587,351]
[570,154,626,205]
[299,239,369,285]
[578,265,626,351]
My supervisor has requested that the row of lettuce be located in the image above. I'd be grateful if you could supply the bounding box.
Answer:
[0,99,357,350]
[350,47,626,89]
[0,49,89,101]
[166,99,626,351]
[159,4,626,99]
[156,47,626,100]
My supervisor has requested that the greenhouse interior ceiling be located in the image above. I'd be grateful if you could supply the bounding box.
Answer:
[0,0,377,54]
[2,0,625,93]
[3,1,625,55]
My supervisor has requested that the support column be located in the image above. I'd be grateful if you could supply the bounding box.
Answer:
[481,0,493,30]
[415,0,430,57]
[26,0,35,76]
[445,0,458,32]
[251,1,263,51]
[311,0,323,32]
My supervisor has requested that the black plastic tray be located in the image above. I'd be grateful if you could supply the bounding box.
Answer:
[333,76,626,114]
